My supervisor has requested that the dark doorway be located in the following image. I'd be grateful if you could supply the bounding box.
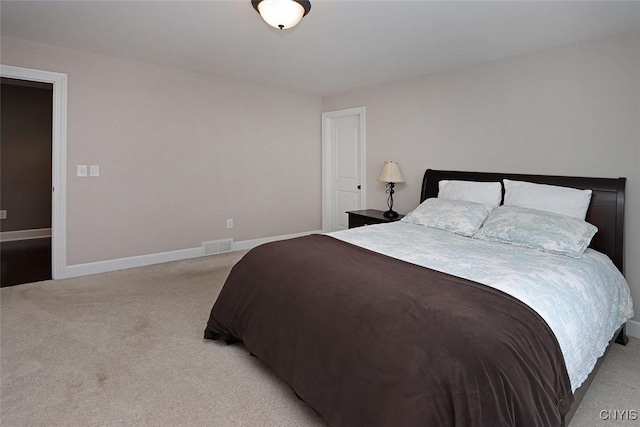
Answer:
[1,78,53,287]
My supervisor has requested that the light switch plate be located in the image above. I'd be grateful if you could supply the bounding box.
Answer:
[90,165,100,177]
[0,210,6,220]
[77,165,88,177]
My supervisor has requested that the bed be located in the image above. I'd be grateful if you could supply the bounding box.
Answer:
[204,169,633,427]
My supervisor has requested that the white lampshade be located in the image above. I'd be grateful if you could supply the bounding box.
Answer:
[378,161,405,183]
[254,0,310,30]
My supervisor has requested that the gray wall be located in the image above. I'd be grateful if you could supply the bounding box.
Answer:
[1,37,323,265]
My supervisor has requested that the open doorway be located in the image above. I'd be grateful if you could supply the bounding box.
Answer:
[1,78,53,286]
[0,65,68,281]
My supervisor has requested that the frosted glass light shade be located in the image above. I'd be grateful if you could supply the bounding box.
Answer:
[378,161,405,183]
[253,0,311,30]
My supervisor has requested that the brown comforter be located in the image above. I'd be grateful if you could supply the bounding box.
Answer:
[205,234,573,426]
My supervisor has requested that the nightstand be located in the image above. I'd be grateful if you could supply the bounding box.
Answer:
[346,209,405,229]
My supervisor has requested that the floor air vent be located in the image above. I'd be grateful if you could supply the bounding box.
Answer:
[202,239,233,255]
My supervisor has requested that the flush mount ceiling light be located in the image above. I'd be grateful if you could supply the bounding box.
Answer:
[252,0,311,30]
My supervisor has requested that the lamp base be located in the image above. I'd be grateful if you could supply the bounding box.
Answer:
[383,210,399,219]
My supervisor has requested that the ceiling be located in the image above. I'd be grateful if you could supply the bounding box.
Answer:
[2,0,640,96]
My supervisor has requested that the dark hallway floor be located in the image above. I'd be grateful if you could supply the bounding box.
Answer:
[1,237,51,287]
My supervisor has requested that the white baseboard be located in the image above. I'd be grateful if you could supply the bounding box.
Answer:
[64,247,203,278]
[626,319,640,340]
[63,230,323,279]
[1,228,52,242]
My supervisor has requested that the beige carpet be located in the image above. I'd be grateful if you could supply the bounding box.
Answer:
[1,251,638,426]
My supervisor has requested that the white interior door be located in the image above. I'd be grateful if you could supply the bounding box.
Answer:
[322,107,366,231]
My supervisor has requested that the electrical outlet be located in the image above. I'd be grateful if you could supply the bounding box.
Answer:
[77,165,88,177]
[0,210,6,220]
[226,218,234,229]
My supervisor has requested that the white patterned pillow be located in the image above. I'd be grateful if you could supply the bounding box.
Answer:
[402,198,493,237]
[438,180,502,207]
[474,206,597,258]
[503,179,592,220]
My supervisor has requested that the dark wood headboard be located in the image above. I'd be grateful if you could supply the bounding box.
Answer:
[420,169,626,274]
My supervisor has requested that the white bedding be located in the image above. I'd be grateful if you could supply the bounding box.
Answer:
[329,221,634,391]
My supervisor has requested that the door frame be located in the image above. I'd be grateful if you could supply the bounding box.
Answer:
[1,65,68,279]
[321,106,366,232]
